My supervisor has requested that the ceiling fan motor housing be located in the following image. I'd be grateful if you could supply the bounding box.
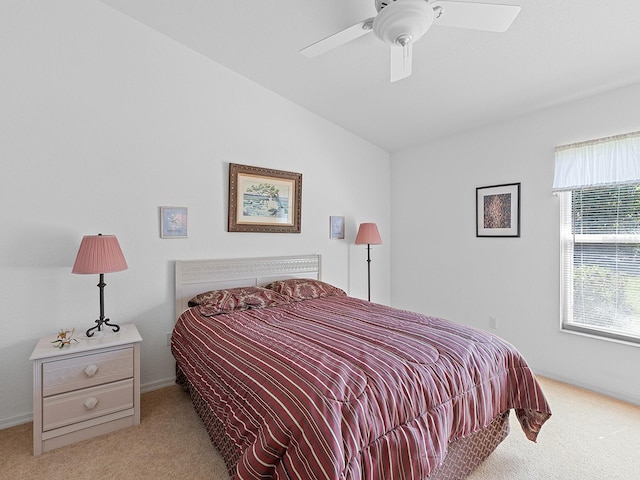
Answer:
[373,0,435,46]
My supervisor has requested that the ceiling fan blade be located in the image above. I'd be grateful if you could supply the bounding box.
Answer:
[390,43,412,82]
[300,18,375,58]
[431,1,521,32]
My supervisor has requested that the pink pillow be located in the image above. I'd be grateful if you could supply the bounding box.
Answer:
[264,279,346,301]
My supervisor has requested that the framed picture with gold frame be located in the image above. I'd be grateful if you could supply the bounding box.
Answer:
[228,163,302,233]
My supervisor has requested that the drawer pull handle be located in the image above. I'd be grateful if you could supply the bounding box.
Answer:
[84,397,99,410]
[84,364,98,377]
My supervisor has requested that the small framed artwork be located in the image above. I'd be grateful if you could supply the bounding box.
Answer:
[476,183,521,237]
[228,163,302,233]
[160,206,188,238]
[330,216,345,239]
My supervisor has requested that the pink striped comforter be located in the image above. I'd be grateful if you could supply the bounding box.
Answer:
[172,295,551,480]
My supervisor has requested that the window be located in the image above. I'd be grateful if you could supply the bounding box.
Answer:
[554,132,640,344]
[559,185,640,343]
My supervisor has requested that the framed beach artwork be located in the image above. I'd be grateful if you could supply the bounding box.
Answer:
[476,183,521,237]
[330,216,345,239]
[228,163,302,233]
[160,206,188,238]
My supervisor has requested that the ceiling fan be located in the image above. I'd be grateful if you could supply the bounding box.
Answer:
[300,0,521,82]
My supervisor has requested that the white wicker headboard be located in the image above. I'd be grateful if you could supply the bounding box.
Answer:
[174,254,321,319]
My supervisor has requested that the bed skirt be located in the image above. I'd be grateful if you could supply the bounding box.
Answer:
[176,366,510,479]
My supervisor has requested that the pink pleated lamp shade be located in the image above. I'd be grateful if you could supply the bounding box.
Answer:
[355,223,382,245]
[72,234,128,274]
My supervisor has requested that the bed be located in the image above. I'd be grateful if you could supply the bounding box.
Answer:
[171,255,551,480]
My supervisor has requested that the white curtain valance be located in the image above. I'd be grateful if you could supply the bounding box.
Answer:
[552,131,640,192]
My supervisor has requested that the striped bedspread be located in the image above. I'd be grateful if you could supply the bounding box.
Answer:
[172,295,551,480]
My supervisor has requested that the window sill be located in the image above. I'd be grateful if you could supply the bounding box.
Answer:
[560,324,640,348]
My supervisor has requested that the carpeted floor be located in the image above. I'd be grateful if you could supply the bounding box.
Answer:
[468,376,640,480]
[2,376,639,479]
[0,385,229,480]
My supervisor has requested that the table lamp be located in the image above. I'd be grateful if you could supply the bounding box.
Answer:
[72,234,128,337]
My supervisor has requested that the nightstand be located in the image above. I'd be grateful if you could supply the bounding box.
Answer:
[29,324,142,456]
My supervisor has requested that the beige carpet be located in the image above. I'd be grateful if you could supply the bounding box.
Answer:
[468,376,640,480]
[2,376,639,479]
[0,385,229,480]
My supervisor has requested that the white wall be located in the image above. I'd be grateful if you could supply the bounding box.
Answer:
[391,82,640,405]
[0,0,390,427]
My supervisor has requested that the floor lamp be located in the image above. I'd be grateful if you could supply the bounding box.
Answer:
[355,222,382,302]
[72,234,128,337]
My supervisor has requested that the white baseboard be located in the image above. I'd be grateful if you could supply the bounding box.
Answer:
[141,376,177,393]
[0,412,33,430]
[534,370,640,407]
[1,377,179,430]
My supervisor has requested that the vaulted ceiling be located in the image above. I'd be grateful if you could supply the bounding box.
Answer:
[100,0,640,152]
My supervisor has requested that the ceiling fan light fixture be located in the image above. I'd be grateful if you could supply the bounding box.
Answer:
[373,0,435,47]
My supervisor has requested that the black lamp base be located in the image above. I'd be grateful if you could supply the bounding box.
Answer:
[86,318,120,337]
[86,273,121,337]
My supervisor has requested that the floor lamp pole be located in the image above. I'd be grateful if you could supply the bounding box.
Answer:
[366,243,372,302]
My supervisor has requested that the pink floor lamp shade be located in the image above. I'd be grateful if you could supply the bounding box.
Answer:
[355,223,383,246]
[355,223,382,301]
[72,234,128,337]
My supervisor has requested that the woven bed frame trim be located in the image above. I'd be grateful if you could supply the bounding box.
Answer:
[176,366,510,480]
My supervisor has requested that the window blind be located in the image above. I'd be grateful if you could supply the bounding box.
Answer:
[559,185,640,342]
[555,131,640,343]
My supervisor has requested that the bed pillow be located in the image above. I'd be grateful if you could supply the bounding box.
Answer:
[264,278,346,301]
[188,286,293,316]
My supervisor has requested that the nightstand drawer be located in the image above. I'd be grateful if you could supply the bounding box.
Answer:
[42,378,133,431]
[43,347,133,396]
